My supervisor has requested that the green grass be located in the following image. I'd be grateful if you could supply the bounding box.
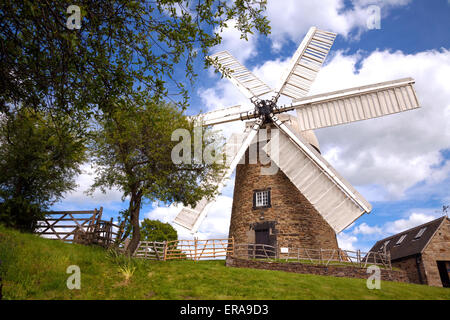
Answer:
[1,225,449,300]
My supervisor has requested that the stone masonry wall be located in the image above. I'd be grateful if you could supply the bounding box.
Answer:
[391,256,427,285]
[226,257,409,283]
[228,143,339,250]
[421,218,450,287]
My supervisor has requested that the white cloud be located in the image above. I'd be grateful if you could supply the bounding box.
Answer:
[312,48,450,200]
[337,232,359,251]
[265,0,412,46]
[384,212,440,234]
[213,19,258,64]
[352,222,383,236]
[341,210,442,250]
[144,195,233,240]
[53,164,125,210]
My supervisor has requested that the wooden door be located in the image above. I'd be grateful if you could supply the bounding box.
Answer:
[255,229,271,258]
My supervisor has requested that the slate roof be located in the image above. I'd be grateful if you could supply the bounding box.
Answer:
[368,216,448,261]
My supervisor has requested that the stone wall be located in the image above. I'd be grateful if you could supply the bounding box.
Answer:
[421,218,450,287]
[391,255,426,285]
[228,136,339,250]
[226,257,409,283]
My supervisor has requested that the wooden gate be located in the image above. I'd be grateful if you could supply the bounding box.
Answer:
[35,207,121,246]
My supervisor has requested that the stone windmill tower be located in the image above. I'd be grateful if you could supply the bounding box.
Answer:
[173,27,421,250]
[229,114,340,250]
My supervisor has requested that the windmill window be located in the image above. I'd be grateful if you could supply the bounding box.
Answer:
[253,190,271,208]
[414,227,427,239]
[395,234,407,245]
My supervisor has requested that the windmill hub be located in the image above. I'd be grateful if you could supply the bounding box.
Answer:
[255,99,277,122]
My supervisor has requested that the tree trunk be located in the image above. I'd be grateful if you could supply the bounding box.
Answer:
[126,191,142,256]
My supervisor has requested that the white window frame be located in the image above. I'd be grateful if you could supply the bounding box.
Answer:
[414,227,426,239]
[396,234,407,245]
[255,190,270,208]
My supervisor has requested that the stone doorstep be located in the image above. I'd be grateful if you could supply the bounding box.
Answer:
[226,257,409,283]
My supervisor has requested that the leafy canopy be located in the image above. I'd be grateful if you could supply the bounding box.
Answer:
[0,0,270,116]
[0,108,87,230]
[90,95,225,253]
[140,219,178,242]
[90,95,225,207]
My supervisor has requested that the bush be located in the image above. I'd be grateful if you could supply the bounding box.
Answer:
[140,218,178,242]
[0,197,44,232]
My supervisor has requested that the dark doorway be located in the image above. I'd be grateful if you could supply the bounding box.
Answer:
[436,261,450,288]
[254,228,274,258]
[255,228,270,245]
[249,221,277,258]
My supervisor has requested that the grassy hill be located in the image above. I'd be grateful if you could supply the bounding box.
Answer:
[1,225,449,300]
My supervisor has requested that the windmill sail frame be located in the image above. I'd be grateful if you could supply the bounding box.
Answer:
[173,26,421,234]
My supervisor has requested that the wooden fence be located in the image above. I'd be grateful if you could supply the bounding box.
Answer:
[35,207,123,247]
[132,239,391,269]
[233,243,392,269]
[133,238,234,261]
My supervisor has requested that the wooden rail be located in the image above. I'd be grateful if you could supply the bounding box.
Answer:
[133,238,233,261]
[35,207,123,247]
[233,244,392,269]
[133,239,391,269]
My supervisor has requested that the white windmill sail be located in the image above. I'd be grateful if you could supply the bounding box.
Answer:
[191,104,256,127]
[274,27,337,101]
[264,116,371,233]
[209,51,273,99]
[277,78,420,131]
[172,26,421,235]
[173,120,263,232]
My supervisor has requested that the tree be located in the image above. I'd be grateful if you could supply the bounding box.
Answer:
[140,219,178,242]
[0,1,270,116]
[90,95,225,254]
[0,108,87,231]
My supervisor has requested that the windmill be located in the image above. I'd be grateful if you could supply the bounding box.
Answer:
[173,27,420,249]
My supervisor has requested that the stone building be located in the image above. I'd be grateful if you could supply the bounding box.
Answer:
[368,216,450,287]
[228,115,339,251]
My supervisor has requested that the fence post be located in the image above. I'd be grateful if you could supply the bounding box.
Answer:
[388,251,392,270]
[194,238,198,262]
[357,249,361,267]
[163,241,167,261]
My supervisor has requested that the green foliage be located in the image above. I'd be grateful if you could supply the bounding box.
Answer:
[140,218,178,242]
[1,225,450,300]
[0,198,43,232]
[90,95,225,253]
[90,95,225,208]
[0,0,270,116]
[0,108,87,231]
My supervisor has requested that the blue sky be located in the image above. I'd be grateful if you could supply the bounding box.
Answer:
[52,0,450,252]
